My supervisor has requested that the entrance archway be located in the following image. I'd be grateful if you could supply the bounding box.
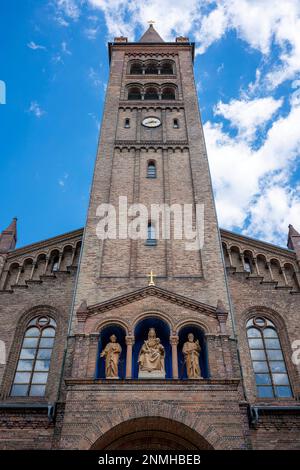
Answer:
[90,417,213,450]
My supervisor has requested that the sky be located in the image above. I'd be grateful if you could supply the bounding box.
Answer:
[1,0,300,249]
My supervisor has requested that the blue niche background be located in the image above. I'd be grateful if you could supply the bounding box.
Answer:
[133,317,172,379]
[96,324,126,379]
[178,325,209,379]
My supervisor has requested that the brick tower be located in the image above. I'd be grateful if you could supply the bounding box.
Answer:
[58,25,249,450]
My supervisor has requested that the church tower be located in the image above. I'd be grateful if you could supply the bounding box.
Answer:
[59,25,249,450]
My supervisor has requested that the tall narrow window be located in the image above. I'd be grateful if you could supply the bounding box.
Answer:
[247,317,292,398]
[147,161,156,178]
[124,118,130,128]
[146,222,156,246]
[173,118,179,128]
[11,316,57,397]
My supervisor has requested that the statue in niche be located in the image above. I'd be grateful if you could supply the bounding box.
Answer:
[100,334,122,379]
[138,328,165,378]
[182,333,202,379]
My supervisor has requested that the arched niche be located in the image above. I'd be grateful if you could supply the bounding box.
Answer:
[133,317,172,379]
[178,325,209,379]
[96,324,126,379]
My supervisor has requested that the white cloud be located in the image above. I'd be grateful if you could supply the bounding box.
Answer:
[204,91,300,244]
[28,101,46,118]
[61,41,72,55]
[214,97,283,142]
[27,41,46,50]
[58,172,69,188]
[53,0,83,26]
[88,67,103,87]
[247,185,300,244]
[85,0,300,89]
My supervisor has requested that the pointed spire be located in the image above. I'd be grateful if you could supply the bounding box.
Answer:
[139,24,164,43]
[287,224,300,262]
[0,217,17,253]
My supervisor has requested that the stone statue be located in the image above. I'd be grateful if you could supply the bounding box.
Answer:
[138,328,165,378]
[100,334,122,379]
[182,333,201,379]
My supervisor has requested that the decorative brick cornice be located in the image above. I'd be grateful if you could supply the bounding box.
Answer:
[220,228,296,260]
[6,228,83,260]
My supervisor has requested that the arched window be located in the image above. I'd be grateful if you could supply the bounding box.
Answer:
[130,63,143,74]
[162,87,176,100]
[144,87,159,100]
[147,161,156,178]
[161,62,174,75]
[173,118,179,129]
[11,316,57,397]
[124,118,130,128]
[247,317,292,398]
[128,87,142,100]
[145,63,158,75]
[146,222,156,246]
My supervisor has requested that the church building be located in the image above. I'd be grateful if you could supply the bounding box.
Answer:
[0,25,300,450]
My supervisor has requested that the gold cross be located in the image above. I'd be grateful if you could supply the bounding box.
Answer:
[148,270,156,286]
[148,20,155,26]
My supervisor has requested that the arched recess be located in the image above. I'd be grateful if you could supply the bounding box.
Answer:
[78,402,222,450]
[96,324,126,379]
[177,324,209,379]
[133,317,171,379]
[90,417,213,450]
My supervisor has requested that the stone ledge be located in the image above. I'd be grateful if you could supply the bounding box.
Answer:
[65,377,241,388]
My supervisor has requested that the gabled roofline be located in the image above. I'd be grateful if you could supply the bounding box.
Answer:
[84,285,217,317]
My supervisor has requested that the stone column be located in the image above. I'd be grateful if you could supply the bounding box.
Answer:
[170,335,179,379]
[266,261,274,281]
[43,256,50,275]
[281,265,289,286]
[125,336,135,379]
[15,265,23,285]
[29,262,37,280]
[253,256,260,276]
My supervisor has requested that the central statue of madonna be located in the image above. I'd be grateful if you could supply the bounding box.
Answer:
[138,328,165,378]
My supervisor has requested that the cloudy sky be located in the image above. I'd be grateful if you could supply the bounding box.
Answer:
[1,0,300,248]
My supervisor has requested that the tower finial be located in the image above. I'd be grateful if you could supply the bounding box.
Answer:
[148,20,155,26]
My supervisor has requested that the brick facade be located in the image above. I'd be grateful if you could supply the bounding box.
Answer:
[0,26,299,450]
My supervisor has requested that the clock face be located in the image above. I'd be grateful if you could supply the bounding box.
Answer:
[142,117,161,128]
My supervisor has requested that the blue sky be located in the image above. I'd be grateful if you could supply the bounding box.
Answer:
[1,0,300,248]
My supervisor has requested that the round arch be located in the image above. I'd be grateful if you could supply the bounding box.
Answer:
[91,417,213,450]
[77,403,222,450]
